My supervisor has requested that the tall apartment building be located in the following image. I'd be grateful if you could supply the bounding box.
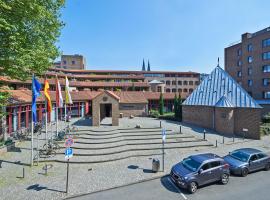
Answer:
[54,54,86,70]
[225,27,270,102]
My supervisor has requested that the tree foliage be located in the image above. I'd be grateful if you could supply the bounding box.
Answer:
[0,0,65,80]
[159,92,164,115]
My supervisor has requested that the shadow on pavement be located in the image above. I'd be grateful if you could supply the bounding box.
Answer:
[127,164,154,173]
[73,118,92,127]
[0,159,30,167]
[26,183,65,193]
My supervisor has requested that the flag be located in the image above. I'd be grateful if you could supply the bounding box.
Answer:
[55,76,63,108]
[32,76,41,123]
[65,76,73,104]
[44,79,52,113]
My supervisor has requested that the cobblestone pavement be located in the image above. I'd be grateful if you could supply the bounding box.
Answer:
[0,117,270,200]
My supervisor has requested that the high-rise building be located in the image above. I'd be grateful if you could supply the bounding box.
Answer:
[225,27,270,104]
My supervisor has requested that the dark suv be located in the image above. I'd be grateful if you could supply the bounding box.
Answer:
[170,153,230,193]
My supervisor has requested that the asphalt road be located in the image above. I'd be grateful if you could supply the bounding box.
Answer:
[71,170,270,200]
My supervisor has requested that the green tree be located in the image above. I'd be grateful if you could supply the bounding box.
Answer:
[177,93,182,121]
[0,0,65,80]
[159,92,164,115]
[0,0,64,116]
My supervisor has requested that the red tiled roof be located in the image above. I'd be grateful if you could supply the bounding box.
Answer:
[114,91,148,103]
[3,90,175,105]
[45,72,145,80]
[50,68,200,76]
[0,76,150,88]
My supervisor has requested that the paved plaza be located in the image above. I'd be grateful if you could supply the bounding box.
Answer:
[0,117,270,200]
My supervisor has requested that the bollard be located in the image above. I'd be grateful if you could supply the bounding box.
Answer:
[233,135,235,142]
[160,121,162,128]
[215,140,218,147]
[203,130,206,140]
[223,136,225,144]
[45,164,48,176]
[179,126,182,134]
[23,167,25,179]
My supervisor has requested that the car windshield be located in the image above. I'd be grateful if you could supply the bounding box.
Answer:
[182,157,201,172]
[230,151,250,162]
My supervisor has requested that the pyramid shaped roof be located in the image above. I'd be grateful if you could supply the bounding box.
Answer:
[183,66,261,108]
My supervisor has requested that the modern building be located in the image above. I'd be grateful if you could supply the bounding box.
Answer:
[225,27,270,114]
[53,54,86,70]
[47,67,200,95]
[183,66,261,139]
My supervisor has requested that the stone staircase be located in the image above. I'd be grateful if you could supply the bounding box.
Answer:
[39,127,213,164]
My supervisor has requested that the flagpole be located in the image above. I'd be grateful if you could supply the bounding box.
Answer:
[45,99,48,144]
[65,103,67,135]
[56,106,58,137]
[31,74,34,166]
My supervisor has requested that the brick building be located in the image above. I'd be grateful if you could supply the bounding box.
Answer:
[225,27,270,114]
[53,54,86,70]
[183,66,261,139]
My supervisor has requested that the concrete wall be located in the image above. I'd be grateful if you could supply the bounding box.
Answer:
[92,92,119,126]
[234,108,261,139]
[119,103,147,117]
[182,105,214,129]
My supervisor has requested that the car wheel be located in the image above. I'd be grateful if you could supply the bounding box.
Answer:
[220,173,229,185]
[188,182,197,194]
[241,168,249,177]
[265,163,270,171]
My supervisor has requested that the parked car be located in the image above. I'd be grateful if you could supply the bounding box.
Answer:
[170,153,230,194]
[223,148,270,177]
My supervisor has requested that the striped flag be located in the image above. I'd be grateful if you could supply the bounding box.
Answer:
[44,79,52,113]
[65,76,73,104]
[55,76,63,108]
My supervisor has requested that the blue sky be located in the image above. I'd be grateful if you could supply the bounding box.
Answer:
[58,0,270,73]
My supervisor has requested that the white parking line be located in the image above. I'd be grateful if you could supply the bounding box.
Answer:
[167,177,188,200]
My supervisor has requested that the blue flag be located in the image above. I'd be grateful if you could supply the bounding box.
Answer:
[32,76,41,123]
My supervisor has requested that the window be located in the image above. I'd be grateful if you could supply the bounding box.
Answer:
[63,66,67,69]
[237,60,242,66]
[189,88,193,93]
[183,81,188,85]
[63,60,67,65]
[248,91,253,97]
[262,38,270,47]
[264,92,270,99]
[263,65,270,72]
[166,88,171,93]
[189,81,193,85]
[201,163,211,171]
[237,71,242,77]
[172,81,176,85]
[263,78,270,86]
[72,60,76,65]
[237,49,242,56]
[172,88,176,92]
[247,44,253,52]
[248,56,253,63]
[249,155,258,162]
[248,68,252,75]
[178,88,182,93]
[166,81,171,85]
[257,153,267,159]
[209,161,221,168]
[263,52,270,60]
[183,88,188,92]
[195,81,199,85]
[248,80,253,86]
[178,81,182,85]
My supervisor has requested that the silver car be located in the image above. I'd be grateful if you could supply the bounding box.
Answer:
[223,148,270,177]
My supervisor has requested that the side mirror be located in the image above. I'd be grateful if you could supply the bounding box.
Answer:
[198,169,203,174]
[229,152,231,155]
[183,158,187,161]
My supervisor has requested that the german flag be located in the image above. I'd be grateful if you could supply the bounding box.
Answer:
[44,79,52,113]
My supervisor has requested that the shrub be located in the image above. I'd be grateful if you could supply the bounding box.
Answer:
[149,110,160,118]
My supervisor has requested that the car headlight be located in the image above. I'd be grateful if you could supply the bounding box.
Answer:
[184,176,188,180]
